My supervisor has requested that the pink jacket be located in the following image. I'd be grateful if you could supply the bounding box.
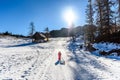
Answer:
[58,52,61,60]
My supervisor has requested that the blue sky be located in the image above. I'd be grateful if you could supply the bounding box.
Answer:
[0,0,87,36]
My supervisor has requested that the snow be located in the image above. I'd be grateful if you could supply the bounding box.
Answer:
[93,42,120,52]
[93,42,120,60]
[0,36,120,80]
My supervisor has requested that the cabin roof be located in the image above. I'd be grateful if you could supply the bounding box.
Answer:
[32,32,46,40]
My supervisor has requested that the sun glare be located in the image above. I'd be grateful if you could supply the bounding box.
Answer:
[63,7,77,26]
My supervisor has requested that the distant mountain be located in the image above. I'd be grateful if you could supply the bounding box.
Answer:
[50,26,83,37]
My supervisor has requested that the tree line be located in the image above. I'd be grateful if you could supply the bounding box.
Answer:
[6,0,120,42]
[28,21,84,38]
[85,0,120,43]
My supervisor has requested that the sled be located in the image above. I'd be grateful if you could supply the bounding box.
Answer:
[60,60,65,65]
[60,58,65,65]
[55,60,65,65]
[55,60,60,65]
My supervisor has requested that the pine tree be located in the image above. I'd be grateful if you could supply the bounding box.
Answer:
[86,0,94,25]
[94,0,104,35]
[117,0,120,24]
[103,0,114,34]
[85,0,95,43]
[94,0,114,35]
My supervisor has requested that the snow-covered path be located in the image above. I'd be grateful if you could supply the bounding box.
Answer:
[0,37,120,80]
[39,38,73,80]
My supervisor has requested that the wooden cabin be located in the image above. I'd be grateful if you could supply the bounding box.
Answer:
[32,32,47,43]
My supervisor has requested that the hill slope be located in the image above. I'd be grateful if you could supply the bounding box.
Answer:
[0,37,120,80]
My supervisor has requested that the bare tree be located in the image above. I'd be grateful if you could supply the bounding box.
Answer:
[44,27,49,41]
[29,22,35,37]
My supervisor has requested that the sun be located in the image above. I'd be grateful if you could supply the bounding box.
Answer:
[63,7,76,26]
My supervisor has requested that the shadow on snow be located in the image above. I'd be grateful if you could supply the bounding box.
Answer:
[67,41,109,80]
[68,64,97,80]
[6,42,40,48]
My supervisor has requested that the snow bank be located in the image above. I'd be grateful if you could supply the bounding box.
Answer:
[69,37,120,80]
[93,42,120,52]
[92,42,120,60]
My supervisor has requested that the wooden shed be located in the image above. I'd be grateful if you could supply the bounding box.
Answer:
[32,32,47,42]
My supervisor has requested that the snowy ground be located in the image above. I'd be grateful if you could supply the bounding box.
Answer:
[93,42,120,59]
[0,36,120,80]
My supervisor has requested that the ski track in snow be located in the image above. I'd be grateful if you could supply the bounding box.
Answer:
[0,36,120,80]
